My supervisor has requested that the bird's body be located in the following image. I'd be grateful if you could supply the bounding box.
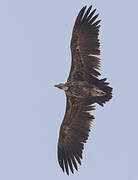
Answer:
[56,81,106,99]
[55,5,113,175]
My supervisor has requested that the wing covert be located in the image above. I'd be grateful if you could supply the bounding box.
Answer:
[68,6,101,81]
[57,95,95,175]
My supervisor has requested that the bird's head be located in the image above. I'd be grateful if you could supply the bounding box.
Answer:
[54,83,68,91]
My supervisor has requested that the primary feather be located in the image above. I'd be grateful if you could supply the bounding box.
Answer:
[55,5,113,175]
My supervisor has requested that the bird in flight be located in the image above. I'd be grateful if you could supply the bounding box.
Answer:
[55,5,113,175]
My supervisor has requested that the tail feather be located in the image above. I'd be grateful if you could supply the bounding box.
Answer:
[84,78,112,106]
[96,78,112,106]
[97,78,112,106]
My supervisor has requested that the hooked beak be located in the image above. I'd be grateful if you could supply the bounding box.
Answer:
[54,84,61,89]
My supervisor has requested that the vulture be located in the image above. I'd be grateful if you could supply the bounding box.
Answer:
[55,5,113,175]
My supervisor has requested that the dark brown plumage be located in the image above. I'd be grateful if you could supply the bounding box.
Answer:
[55,5,112,175]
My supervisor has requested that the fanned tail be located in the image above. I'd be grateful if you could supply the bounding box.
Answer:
[84,78,112,106]
[96,78,112,106]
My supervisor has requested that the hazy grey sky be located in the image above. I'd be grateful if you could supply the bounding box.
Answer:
[0,0,138,179]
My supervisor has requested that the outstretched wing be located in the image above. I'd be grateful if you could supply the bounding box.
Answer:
[58,95,95,175]
[68,5,101,81]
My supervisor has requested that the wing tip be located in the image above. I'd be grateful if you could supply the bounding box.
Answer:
[58,144,83,175]
[75,5,101,27]
[75,6,87,25]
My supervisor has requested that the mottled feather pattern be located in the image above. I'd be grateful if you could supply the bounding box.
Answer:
[56,5,113,175]
[58,103,95,175]
[69,5,101,81]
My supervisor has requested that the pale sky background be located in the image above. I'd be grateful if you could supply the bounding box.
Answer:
[0,0,138,179]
